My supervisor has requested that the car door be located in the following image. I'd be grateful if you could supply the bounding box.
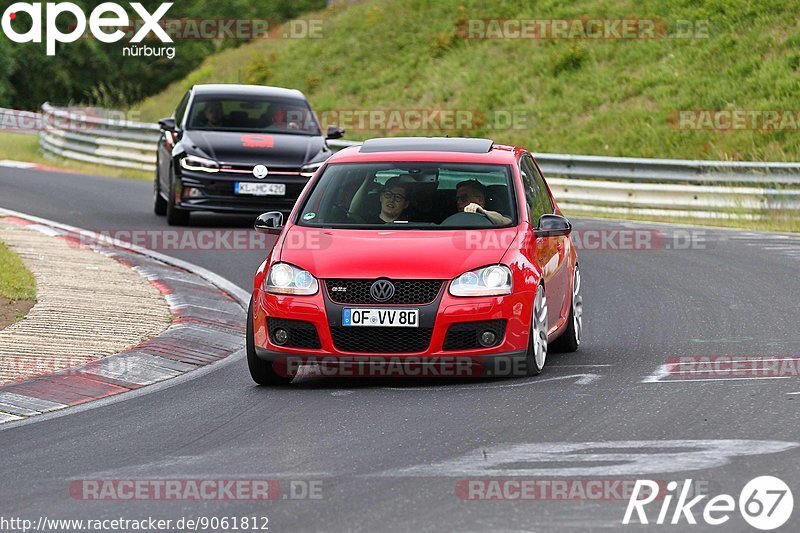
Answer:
[529,154,571,329]
[520,154,565,333]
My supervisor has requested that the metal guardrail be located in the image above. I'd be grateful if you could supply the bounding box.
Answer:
[33,104,800,219]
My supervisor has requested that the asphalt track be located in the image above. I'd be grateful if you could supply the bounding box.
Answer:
[1,166,799,532]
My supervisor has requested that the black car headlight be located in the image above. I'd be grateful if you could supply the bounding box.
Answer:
[180,154,220,173]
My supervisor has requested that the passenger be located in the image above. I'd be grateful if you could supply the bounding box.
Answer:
[367,177,412,224]
[456,179,512,225]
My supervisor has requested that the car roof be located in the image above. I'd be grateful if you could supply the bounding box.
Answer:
[360,137,494,154]
[191,84,307,100]
[329,137,519,164]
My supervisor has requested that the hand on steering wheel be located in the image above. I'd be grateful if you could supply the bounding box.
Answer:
[463,203,485,214]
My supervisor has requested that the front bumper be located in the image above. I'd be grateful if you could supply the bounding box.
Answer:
[175,169,309,215]
[252,284,535,378]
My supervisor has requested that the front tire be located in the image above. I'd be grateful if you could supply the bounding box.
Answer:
[153,170,167,216]
[551,265,582,353]
[524,284,548,376]
[166,168,190,226]
[247,297,294,386]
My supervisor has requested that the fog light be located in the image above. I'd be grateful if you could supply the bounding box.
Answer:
[273,328,289,345]
[479,330,497,347]
[182,187,203,198]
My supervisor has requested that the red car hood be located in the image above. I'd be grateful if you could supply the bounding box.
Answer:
[277,226,520,279]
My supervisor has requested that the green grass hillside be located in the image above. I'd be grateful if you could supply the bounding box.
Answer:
[135,0,800,162]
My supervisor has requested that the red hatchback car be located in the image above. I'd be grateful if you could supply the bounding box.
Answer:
[247,137,582,385]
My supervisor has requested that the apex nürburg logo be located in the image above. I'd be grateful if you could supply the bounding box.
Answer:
[1,2,173,56]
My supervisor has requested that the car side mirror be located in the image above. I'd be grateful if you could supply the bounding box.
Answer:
[254,211,284,235]
[158,117,176,132]
[326,125,345,140]
[535,214,572,237]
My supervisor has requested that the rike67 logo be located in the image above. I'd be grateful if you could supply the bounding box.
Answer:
[624,476,794,530]
[1,2,173,55]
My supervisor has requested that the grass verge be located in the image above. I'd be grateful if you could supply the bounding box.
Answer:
[0,238,36,327]
[0,131,151,180]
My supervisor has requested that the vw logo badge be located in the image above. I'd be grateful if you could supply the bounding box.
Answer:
[253,165,269,179]
[370,279,395,302]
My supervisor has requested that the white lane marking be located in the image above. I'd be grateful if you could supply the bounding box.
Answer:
[787,392,800,395]
[641,364,671,383]
[383,373,601,391]
[375,440,799,478]
[27,223,61,236]
[0,412,24,424]
[648,376,792,383]
[642,357,800,383]
[0,160,38,169]
[671,357,800,365]
[549,364,613,368]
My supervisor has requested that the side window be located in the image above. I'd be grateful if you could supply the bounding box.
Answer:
[519,155,546,223]
[531,159,554,213]
[174,91,191,126]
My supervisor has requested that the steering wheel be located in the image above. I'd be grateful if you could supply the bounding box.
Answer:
[440,211,494,228]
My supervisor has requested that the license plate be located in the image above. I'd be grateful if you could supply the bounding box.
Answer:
[235,182,285,196]
[343,308,419,328]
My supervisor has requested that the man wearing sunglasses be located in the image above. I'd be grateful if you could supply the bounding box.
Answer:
[456,179,512,225]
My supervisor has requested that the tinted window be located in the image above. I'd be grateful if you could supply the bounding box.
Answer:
[530,158,554,213]
[186,94,321,135]
[519,155,545,222]
[174,91,190,126]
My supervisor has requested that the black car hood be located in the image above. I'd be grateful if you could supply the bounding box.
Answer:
[181,130,325,167]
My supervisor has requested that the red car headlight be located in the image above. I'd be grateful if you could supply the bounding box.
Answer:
[449,265,512,297]
[264,262,319,295]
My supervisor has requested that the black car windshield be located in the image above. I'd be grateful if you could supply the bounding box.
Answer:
[297,162,517,229]
[186,94,321,135]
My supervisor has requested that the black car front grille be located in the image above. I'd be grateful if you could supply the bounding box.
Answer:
[267,318,321,349]
[443,320,507,351]
[330,326,433,353]
[325,279,443,305]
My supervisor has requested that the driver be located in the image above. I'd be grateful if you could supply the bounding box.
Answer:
[456,180,512,225]
[199,101,224,128]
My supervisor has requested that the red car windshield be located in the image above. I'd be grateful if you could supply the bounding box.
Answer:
[297,162,517,229]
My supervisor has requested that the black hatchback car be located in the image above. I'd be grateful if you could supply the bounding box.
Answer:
[154,84,344,225]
